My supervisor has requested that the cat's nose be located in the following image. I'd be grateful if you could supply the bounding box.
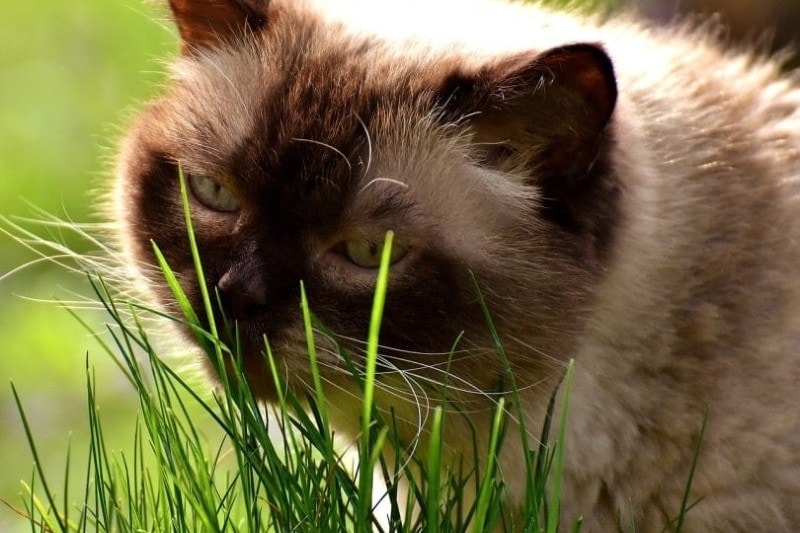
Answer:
[216,265,269,321]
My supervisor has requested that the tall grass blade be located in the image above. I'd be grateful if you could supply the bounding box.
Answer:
[356,230,394,532]
[672,410,708,533]
[177,165,219,345]
[472,397,506,532]
[425,406,444,533]
[300,282,330,436]
[547,359,575,532]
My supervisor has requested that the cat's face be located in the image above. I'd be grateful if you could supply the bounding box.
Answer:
[115,0,618,404]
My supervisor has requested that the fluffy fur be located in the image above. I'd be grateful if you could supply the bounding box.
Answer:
[115,0,800,529]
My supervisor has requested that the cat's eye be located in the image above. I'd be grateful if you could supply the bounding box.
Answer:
[189,174,241,212]
[343,239,409,269]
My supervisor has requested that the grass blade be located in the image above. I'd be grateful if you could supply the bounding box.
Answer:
[547,359,575,533]
[356,231,395,532]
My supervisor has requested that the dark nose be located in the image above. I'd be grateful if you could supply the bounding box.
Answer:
[216,263,269,321]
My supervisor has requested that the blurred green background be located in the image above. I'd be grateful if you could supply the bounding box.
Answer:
[0,1,797,531]
[0,2,175,530]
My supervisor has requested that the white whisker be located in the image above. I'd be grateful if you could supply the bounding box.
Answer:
[358,177,409,195]
[354,113,373,175]
[291,138,353,172]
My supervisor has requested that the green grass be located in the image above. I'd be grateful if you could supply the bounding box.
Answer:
[2,208,707,531]
[9,205,578,531]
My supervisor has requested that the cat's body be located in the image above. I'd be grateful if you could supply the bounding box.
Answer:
[115,0,800,529]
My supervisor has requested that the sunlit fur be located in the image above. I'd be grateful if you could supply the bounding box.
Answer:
[113,0,800,530]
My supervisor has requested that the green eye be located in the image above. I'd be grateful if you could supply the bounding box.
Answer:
[189,174,241,212]
[343,239,409,269]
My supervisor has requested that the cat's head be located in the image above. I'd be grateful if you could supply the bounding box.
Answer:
[115,0,618,405]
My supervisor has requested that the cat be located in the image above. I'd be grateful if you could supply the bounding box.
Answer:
[114,0,800,529]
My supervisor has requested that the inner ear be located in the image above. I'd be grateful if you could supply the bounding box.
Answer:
[470,43,617,181]
[169,0,268,53]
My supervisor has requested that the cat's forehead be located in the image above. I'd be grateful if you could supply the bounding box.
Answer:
[165,15,447,187]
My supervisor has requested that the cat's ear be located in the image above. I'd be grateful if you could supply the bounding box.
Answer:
[441,43,617,182]
[169,0,268,52]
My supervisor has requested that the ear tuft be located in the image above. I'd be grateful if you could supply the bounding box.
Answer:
[169,0,268,52]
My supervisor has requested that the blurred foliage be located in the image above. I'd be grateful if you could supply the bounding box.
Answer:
[0,1,175,530]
